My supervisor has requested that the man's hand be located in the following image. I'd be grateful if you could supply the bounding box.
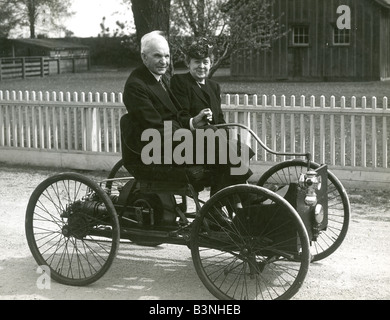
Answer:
[193,108,213,128]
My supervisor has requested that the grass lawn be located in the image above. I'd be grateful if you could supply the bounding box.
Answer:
[0,66,388,107]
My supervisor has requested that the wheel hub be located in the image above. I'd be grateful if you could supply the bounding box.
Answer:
[63,215,90,239]
[62,225,70,237]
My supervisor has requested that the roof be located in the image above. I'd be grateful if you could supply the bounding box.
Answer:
[11,38,89,50]
[375,0,390,8]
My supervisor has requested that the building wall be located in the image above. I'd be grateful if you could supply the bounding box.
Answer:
[2,40,90,75]
[11,43,48,57]
[380,7,390,80]
[231,0,386,81]
[48,49,89,58]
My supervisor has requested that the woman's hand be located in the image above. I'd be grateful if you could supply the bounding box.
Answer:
[193,108,213,128]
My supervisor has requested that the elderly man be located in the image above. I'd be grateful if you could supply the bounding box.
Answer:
[122,31,211,162]
[121,31,251,192]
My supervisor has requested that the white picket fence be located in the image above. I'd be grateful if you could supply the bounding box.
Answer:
[0,90,125,153]
[0,90,389,188]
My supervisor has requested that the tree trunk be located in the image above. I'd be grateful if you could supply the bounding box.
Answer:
[131,0,171,43]
[196,0,205,36]
[29,22,36,38]
[27,0,37,38]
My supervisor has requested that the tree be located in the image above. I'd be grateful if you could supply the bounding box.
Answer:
[99,17,110,38]
[129,0,171,43]
[171,0,287,78]
[119,0,286,77]
[0,1,19,37]
[3,0,74,38]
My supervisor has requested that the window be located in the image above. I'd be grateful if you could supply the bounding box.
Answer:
[333,27,351,45]
[292,26,309,46]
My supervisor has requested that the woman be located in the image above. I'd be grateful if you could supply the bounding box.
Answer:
[170,38,225,126]
[171,38,255,194]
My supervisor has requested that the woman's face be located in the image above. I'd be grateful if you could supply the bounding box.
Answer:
[188,57,212,81]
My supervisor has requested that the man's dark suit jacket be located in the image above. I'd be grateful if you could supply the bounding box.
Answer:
[122,64,191,165]
[170,72,225,125]
[121,64,252,188]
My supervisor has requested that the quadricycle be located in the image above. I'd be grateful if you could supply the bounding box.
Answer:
[25,121,350,300]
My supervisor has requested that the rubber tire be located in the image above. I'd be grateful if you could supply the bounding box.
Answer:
[257,159,351,262]
[106,159,129,191]
[191,184,311,300]
[25,172,120,286]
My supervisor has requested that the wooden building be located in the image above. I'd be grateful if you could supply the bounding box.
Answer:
[231,0,390,81]
[2,38,90,75]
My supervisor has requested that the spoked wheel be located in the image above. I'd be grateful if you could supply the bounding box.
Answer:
[257,159,351,262]
[105,159,132,195]
[25,172,120,286]
[191,184,310,300]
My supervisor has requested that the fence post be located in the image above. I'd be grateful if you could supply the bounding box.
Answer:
[57,58,61,74]
[0,91,3,146]
[90,107,98,152]
[86,92,98,152]
[41,57,45,77]
[22,58,26,79]
[72,57,76,73]
[383,97,388,168]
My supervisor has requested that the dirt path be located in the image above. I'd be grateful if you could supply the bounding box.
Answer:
[1,164,389,300]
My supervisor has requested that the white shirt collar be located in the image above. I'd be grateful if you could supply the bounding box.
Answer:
[149,70,162,82]
[197,79,206,85]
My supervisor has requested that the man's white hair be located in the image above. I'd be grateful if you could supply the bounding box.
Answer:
[141,31,168,54]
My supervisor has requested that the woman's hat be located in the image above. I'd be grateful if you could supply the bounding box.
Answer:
[186,38,214,59]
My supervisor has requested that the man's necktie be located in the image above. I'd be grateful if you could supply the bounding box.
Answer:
[159,79,167,91]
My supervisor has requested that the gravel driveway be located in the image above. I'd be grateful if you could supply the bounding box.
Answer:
[1,163,389,301]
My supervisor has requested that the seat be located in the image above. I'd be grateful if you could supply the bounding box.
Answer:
[120,114,211,192]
